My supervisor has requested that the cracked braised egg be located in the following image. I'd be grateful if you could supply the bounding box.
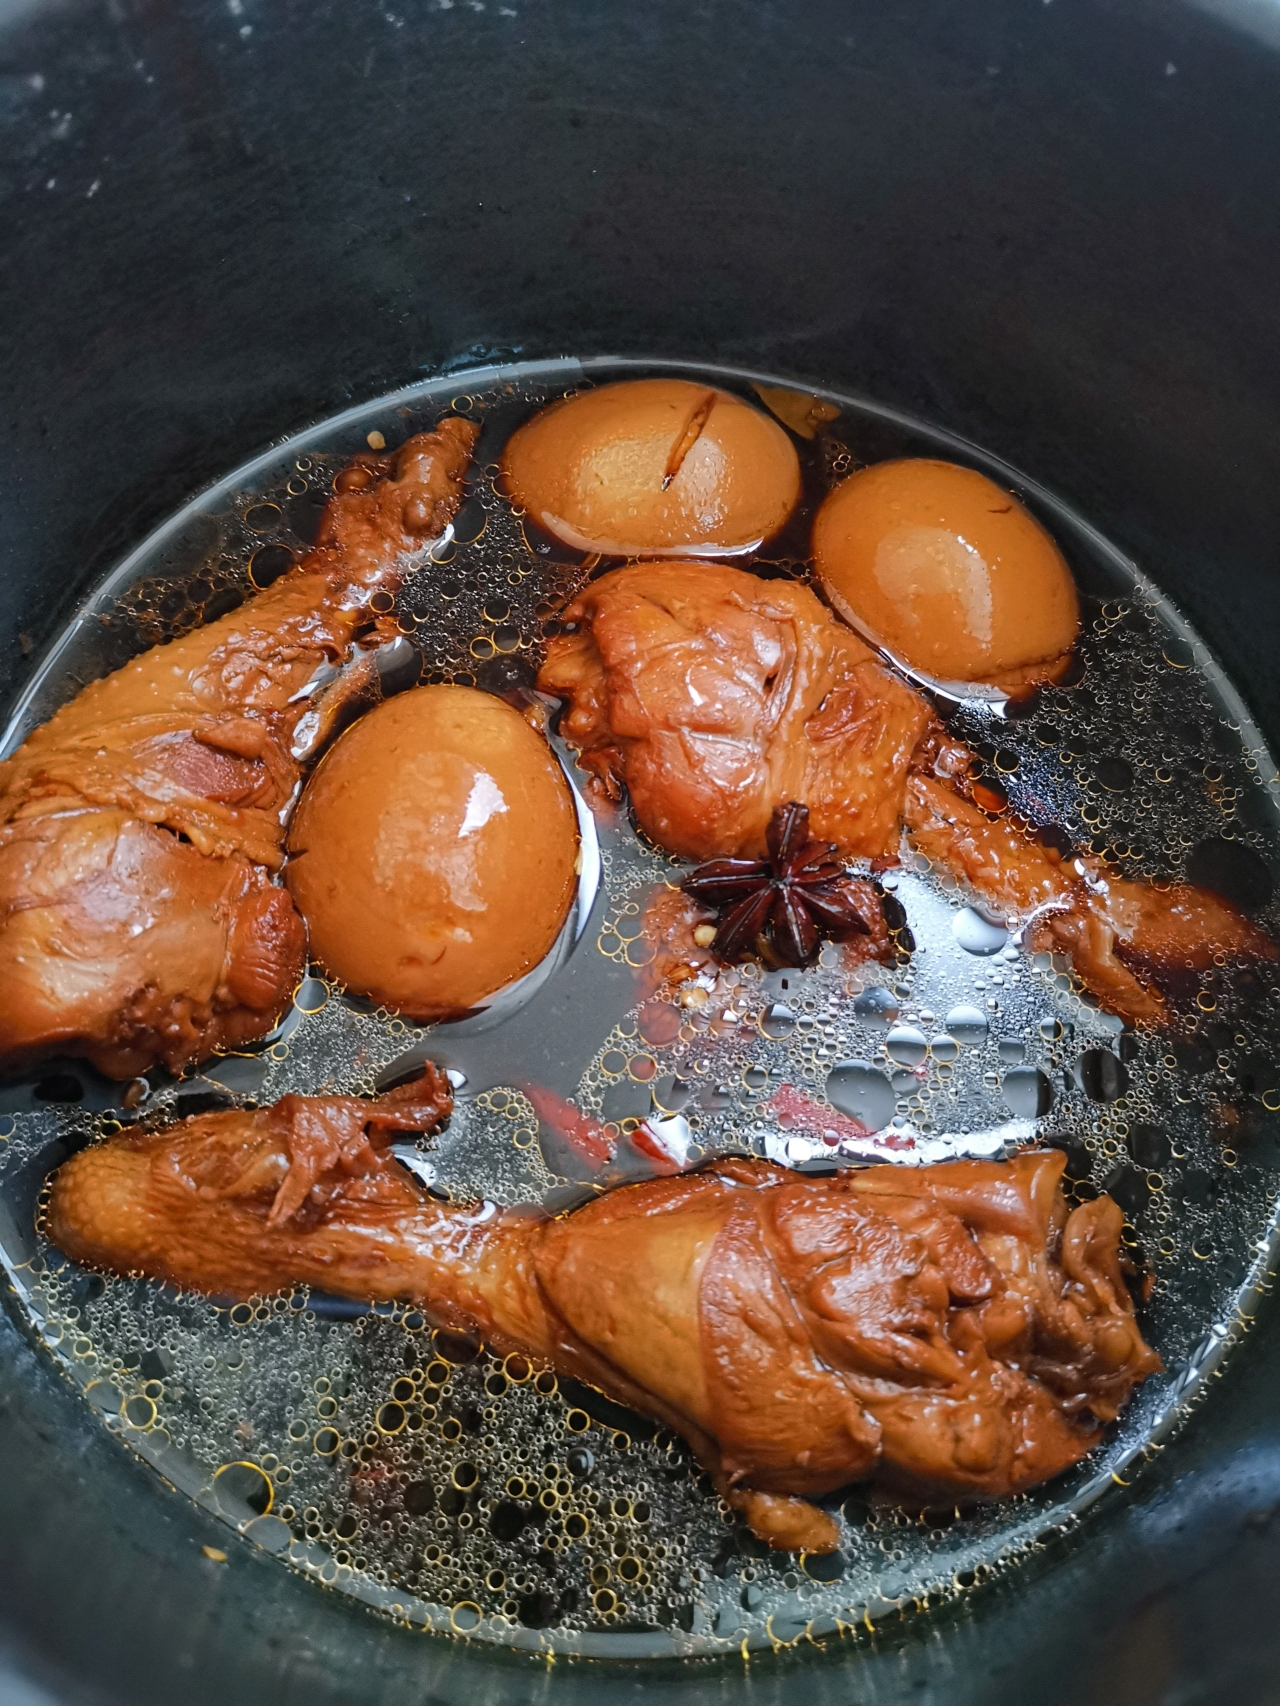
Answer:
[813,458,1080,693]
[286,686,579,1015]
[501,377,801,557]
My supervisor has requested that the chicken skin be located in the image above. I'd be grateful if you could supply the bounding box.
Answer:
[904,774,1275,1025]
[0,418,479,1078]
[48,1075,1160,1554]
[539,561,937,864]
[539,562,1273,1024]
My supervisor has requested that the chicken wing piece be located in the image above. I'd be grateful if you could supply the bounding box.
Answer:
[539,561,1272,1024]
[47,1077,1159,1554]
[904,773,1276,1025]
[538,561,937,862]
[0,418,479,1078]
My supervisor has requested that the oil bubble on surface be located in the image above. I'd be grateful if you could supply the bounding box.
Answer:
[952,906,1009,956]
[945,1004,989,1045]
[760,1003,797,1038]
[2,358,1280,1660]
[826,1062,897,1130]
[1002,1067,1054,1120]
[853,987,899,1029]
[885,1026,929,1067]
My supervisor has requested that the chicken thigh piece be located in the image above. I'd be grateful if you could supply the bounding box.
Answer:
[539,561,1273,1024]
[48,1077,1160,1554]
[538,561,938,863]
[0,418,479,1078]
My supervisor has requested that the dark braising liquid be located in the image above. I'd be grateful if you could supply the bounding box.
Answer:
[2,360,1278,1657]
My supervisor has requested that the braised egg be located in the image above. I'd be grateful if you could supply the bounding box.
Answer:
[501,377,801,557]
[813,458,1080,692]
[286,686,579,1015]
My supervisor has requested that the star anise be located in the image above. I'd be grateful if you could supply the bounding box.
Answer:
[680,801,874,968]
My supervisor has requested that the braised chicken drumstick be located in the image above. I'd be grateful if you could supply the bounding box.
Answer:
[48,1075,1160,1554]
[539,562,1273,1023]
[902,774,1272,1024]
[0,418,478,1079]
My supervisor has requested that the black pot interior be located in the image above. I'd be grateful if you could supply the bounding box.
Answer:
[1,1,1279,1701]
